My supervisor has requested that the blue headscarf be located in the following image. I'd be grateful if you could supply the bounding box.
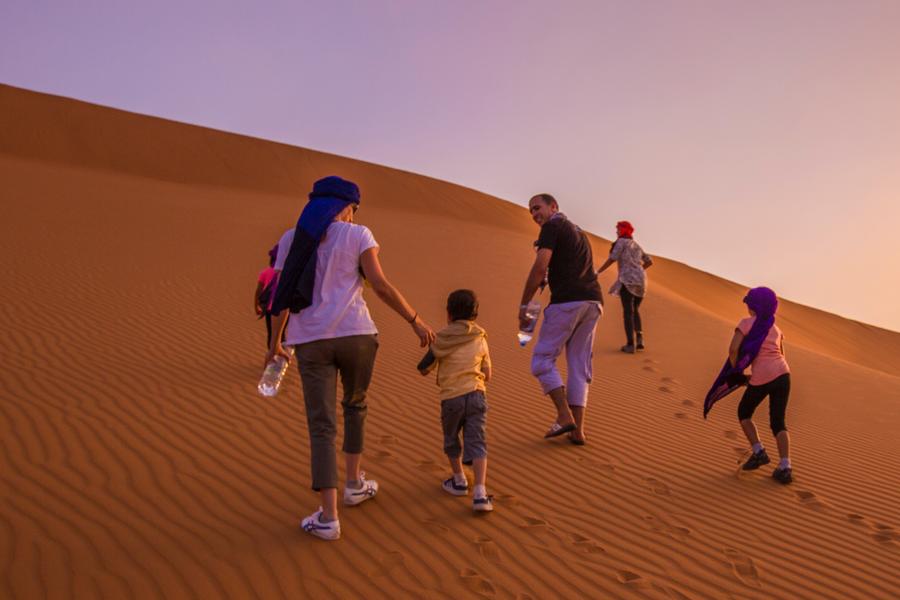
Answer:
[270,176,360,314]
[703,287,778,418]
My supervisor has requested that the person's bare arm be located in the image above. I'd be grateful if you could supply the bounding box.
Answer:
[360,247,435,347]
[595,257,615,275]
[728,329,745,367]
[482,340,492,382]
[253,282,264,315]
[263,309,292,367]
[518,249,552,327]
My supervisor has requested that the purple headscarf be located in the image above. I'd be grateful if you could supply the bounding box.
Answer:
[703,287,778,418]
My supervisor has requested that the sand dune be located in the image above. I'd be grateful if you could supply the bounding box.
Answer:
[2,84,899,599]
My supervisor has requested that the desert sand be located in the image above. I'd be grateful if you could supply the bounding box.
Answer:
[2,83,899,599]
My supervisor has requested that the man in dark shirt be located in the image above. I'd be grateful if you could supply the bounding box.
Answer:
[519,194,603,445]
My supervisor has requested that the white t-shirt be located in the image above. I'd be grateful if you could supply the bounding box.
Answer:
[274,221,379,345]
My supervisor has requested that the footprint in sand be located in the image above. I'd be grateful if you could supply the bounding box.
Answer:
[642,476,672,496]
[475,535,502,562]
[643,366,660,373]
[872,524,900,544]
[642,515,691,540]
[846,513,867,525]
[681,399,695,407]
[674,412,689,420]
[644,358,660,364]
[723,430,740,440]
[795,490,828,510]
[376,434,398,445]
[658,386,674,394]
[372,450,394,460]
[594,462,617,477]
[733,447,750,462]
[569,532,605,554]
[368,551,406,578]
[576,456,617,477]
[616,570,647,587]
[521,516,549,529]
[723,547,761,588]
[460,568,496,596]
[495,493,520,507]
[660,376,679,384]
[415,459,444,473]
[422,517,450,533]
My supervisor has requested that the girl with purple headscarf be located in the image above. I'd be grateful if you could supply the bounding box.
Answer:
[704,287,793,484]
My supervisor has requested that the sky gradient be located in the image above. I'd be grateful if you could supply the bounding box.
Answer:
[3,0,899,331]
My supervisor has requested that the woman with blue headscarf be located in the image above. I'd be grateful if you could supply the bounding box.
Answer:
[265,176,436,540]
[703,287,793,484]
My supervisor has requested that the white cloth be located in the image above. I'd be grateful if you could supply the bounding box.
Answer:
[274,221,379,345]
[608,238,652,298]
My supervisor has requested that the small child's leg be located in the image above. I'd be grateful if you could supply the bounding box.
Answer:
[447,455,466,484]
[740,418,762,450]
[737,385,766,451]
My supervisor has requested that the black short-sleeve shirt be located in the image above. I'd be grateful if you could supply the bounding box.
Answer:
[536,215,603,304]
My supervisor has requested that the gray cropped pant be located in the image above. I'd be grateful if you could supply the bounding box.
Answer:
[294,334,378,490]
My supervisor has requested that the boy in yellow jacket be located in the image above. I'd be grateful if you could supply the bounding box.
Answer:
[418,289,493,512]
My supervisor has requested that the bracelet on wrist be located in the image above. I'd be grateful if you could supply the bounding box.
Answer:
[407,312,418,323]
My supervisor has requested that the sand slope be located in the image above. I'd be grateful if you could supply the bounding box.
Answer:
[2,84,899,599]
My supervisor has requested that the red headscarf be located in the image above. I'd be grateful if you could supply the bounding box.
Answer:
[616,220,634,238]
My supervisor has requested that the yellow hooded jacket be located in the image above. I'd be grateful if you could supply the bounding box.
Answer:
[421,320,491,401]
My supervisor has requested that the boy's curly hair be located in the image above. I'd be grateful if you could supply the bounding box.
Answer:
[447,289,478,321]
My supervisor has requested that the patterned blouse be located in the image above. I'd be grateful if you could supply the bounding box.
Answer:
[608,238,652,297]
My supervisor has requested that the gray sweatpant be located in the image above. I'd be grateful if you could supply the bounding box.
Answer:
[294,334,378,490]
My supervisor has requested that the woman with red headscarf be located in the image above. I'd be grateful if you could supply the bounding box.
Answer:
[596,221,653,353]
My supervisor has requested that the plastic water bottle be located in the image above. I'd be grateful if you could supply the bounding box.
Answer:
[258,347,294,397]
[517,300,542,346]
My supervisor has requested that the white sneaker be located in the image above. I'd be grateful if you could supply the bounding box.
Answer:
[473,495,494,512]
[344,472,379,506]
[301,508,340,540]
[442,477,469,496]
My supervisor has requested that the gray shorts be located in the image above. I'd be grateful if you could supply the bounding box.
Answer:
[441,390,488,462]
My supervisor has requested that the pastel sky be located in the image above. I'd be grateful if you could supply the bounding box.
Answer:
[3,1,899,331]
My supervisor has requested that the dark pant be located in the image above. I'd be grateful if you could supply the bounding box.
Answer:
[441,390,488,462]
[619,286,644,345]
[295,334,378,490]
[737,373,791,436]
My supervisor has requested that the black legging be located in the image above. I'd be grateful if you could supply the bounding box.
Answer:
[737,373,790,436]
[619,286,643,346]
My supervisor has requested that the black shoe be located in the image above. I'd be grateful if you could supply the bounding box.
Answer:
[621,344,636,354]
[742,449,770,471]
[636,335,644,351]
[772,467,793,484]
